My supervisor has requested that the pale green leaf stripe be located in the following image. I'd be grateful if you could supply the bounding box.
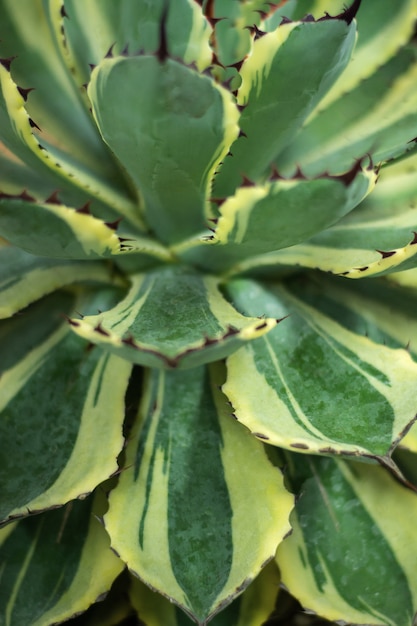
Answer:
[69,266,277,369]
[0,246,117,319]
[60,0,212,89]
[0,494,123,626]
[277,45,417,176]
[0,199,121,259]
[213,18,357,196]
[129,560,280,626]
[105,365,293,625]
[230,225,417,279]
[0,314,131,523]
[277,458,417,626]
[177,167,376,271]
[0,64,140,225]
[223,279,417,458]
[88,55,239,244]
[310,0,417,114]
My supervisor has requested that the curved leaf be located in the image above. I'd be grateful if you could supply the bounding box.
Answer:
[276,456,417,626]
[88,55,239,244]
[223,278,417,460]
[105,364,293,625]
[0,292,132,524]
[213,16,357,196]
[0,493,123,626]
[69,265,277,369]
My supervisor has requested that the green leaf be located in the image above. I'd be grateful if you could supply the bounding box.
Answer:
[310,0,417,114]
[276,46,417,176]
[0,493,124,626]
[222,277,417,459]
[0,61,140,225]
[129,560,280,626]
[176,165,376,272]
[105,364,293,625]
[0,245,118,319]
[0,292,132,523]
[69,265,277,369]
[0,198,122,259]
[276,456,417,626]
[213,16,357,197]
[59,0,212,87]
[88,55,239,244]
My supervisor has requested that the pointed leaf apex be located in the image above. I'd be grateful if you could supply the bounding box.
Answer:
[337,0,362,24]
[156,4,169,62]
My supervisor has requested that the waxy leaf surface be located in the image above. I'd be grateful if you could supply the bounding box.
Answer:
[105,365,293,625]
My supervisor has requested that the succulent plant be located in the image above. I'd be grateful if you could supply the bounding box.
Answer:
[1,1,417,625]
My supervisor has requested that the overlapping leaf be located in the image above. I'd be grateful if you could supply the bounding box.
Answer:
[105,364,293,625]
[0,493,123,626]
[276,456,417,626]
[213,13,358,197]
[129,560,280,626]
[0,291,132,524]
[69,265,277,369]
[223,277,417,460]
[177,164,376,271]
[88,55,239,244]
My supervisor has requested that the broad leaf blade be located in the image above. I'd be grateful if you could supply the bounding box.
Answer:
[105,365,293,625]
[0,245,118,318]
[213,16,357,197]
[276,46,417,176]
[88,55,239,244]
[60,0,212,87]
[0,494,123,626]
[276,456,417,626]
[129,560,280,626]
[69,265,277,369]
[0,292,132,523]
[223,278,417,459]
[178,165,376,272]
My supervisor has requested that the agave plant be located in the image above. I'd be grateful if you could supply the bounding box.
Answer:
[2,0,417,625]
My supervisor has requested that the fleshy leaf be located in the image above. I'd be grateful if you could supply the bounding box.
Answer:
[0,245,119,318]
[213,16,357,197]
[0,493,123,626]
[0,61,140,225]
[276,456,417,626]
[105,364,293,625]
[59,0,212,87]
[276,45,417,176]
[88,55,239,244]
[177,164,376,272]
[69,265,277,369]
[0,292,132,523]
[129,560,280,626]
[223,278,417,460]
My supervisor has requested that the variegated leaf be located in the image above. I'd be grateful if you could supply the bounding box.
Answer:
[0,59,139,225]
[0,493,123,626]
[69,265,277,369]
[276,456,417,626]
[223,277,417,461]
[276,45,417,176]
[0,291,132,524]
[213,14,358,197]
[176,164,376,272]
[0,245,119,318]
[57,0,212,88]
[88,55,239,244]
[129,560,280,626]
[105,364,293,625]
